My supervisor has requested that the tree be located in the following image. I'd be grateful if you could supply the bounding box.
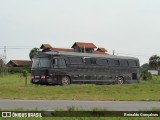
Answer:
[29,48,40,60]
[140,63,152,80]
[141,63,149,70]
[141,69,152,80]
[149,55,160,70]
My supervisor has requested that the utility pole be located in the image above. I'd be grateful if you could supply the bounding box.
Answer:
[4,46,7,64]
[84,45,86,53]
[113,50,115,55]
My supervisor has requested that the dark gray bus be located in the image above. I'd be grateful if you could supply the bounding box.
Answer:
[31,51,140,85]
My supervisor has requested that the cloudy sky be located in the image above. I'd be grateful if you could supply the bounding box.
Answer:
[0,0,160,65]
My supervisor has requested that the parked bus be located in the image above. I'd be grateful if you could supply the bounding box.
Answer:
[31,51,140,85]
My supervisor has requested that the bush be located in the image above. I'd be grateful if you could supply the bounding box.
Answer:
[8,67,31,74]
[141,68,152,80]
[21,70,28,77]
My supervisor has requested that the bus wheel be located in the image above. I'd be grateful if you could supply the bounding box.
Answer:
[117,77,124,84]
[61,76,70,85]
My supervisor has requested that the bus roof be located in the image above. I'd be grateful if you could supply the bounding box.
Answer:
[41,51,139,60]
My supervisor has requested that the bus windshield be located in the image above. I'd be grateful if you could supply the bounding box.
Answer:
[32,58,51,68]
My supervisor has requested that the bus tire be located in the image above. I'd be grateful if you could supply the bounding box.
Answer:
[61,76,70,85]
[117,76,124,84]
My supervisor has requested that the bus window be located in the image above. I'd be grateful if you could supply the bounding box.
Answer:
[114,60,120,66]
[69,57,83,64]
[90,58,96,64]
[52,59,58,68]
[84,58,91,64]
[59,59,66,68]
[32,58,51,68]
[53,58,66,68]
[64,57,69,64]
[84,58,96,64]
[129,60,138,67]
[96,59,109,65]
[53,59,58,65]
[120,60,129,66]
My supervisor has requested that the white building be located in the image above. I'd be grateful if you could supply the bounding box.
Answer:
[148,70,158,75]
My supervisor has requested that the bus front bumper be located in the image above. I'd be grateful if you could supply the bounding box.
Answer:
[31,78,54,84]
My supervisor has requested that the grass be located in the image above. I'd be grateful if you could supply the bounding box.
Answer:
[0,74,160,101]
[1,74,160,119]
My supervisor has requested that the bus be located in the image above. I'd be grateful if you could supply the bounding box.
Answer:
[31,51,140,85]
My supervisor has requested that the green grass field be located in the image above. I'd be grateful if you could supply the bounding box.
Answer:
[0,74,160,119]
[0,74,160,101]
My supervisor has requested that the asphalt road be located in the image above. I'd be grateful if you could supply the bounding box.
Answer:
[0,99,160,111]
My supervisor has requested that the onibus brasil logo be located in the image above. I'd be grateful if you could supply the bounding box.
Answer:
[2,112,42,118]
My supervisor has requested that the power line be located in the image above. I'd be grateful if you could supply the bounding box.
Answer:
[116,53,150,58]
[0,46,34,63]
[0,48,32,49]
[108,50,151,58]
[0,47,33,49]
[0,45,35,48]
[0,46,154,58]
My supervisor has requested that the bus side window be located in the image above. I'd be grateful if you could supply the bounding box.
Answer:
[129,60,138,67]
[84,58,96,64]
[64,57,69,64]
[52,59,58,68]
[58,59,66,68]
[96,59,109,66]
[114,60,120,66]
[84,58,91,64]
[90,58,96,64]
[120,60,129,66]
[69,57,83,64]
[53,58,66,68]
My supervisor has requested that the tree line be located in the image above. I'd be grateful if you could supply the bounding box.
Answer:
[149,55,160,70]
[141,55,160,80]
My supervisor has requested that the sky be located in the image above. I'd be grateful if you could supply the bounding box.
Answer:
[0,0,160,65]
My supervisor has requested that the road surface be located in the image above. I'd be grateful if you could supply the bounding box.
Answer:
[0,99,160,111]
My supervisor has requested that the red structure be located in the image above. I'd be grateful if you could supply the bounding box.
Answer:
[40,42,108,54]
